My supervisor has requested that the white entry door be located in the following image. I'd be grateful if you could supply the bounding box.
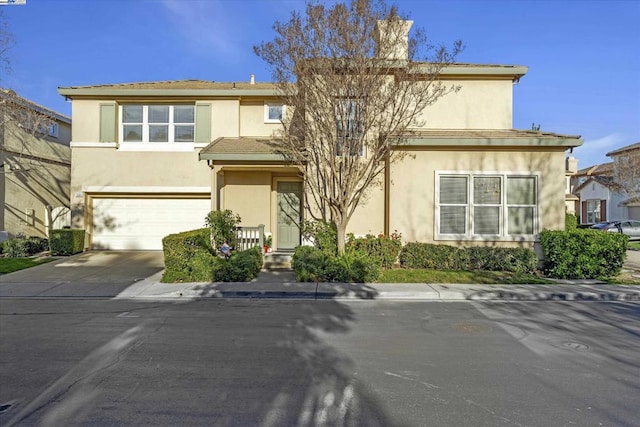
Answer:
[92,198,210,250]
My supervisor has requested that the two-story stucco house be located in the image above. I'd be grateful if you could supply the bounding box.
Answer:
[1,89,72,240]
[58,29,582,251]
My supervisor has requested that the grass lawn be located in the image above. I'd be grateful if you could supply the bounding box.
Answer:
[0,257,55,275]
[378,268,554,284]
[628,241,640,250]
[605,269,640,285]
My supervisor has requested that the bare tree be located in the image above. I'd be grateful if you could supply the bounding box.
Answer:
[610,145,640,205]
[255,0,463,252]
[0,9,12,82]
[1,11,69,235]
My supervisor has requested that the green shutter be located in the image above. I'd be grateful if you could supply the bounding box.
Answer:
[99,104,116,142]
[195,104,212,143]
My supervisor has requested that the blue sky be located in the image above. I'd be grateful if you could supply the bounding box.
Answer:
[2,0,639,168]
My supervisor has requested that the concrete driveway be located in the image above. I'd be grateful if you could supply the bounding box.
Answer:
[0,251,165,298]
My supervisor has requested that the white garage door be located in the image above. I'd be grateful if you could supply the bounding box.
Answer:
[92,198,211,250]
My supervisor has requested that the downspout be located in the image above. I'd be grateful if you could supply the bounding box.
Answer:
[384,154,390,236]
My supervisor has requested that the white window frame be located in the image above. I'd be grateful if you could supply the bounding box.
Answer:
[435,171,540,241]
[48,123,59,138]
[119,104,195,145]
[335,98,364,157]
[264,103,285,123]
[585,199,601,223]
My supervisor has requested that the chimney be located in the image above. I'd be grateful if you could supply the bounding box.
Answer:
[566,156,578,174]
[250,74,255,85]
[374,19,413,60]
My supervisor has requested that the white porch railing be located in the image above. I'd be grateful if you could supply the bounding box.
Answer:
[235,225,265,251]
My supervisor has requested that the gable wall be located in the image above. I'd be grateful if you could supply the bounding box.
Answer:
[416,80,513,129]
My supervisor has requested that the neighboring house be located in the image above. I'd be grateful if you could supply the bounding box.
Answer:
[565,156,579,215]
[572,162,615,224]
[0,89,72,239]
[574,175,626,224]
[573,143,640,224]
[58,23,582,251]
[607,143,640,220]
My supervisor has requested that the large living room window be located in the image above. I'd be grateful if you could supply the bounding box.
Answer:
[121,104,194,143]
[436,172,538,240]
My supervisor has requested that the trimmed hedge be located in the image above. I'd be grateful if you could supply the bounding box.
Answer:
[3,236,49,258]
[162,228,263,283]
[162,228,217,282]
[292,246,380,283]
[540,229,627,279]
[346,232,402,269]
[49,229,85,256]
[399,243,537,274]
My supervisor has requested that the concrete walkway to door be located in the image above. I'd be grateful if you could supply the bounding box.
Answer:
[0,251,165,298]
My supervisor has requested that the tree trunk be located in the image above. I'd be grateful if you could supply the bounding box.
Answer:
[336,221,347,254]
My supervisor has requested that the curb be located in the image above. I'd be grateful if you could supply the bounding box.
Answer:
[115,286,640,302]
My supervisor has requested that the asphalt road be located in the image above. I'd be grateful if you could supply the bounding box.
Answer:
[1,299,639,426]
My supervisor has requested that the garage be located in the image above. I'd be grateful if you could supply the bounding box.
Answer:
[91,197,211,250]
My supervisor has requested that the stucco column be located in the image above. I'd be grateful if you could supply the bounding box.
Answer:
[210,165,217,211]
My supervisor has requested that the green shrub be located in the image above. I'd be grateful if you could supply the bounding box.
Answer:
[325,252,380,283]
[399,243,537,274]
[465,247,537,274]
[346,231,402,269]
[565,213,578,230]
[162,228,217,282]
[2,235,49,258]
[292,245,380,283]
[0,240,4,255]
[399,243,463,269]
[205,210,241,249]
[292,246,327,282]
[302,220,337,256]
[49,229,85,256]
[3,238,30,257]
[214,247,263,282]
[540,229,628,279]
[2,236,49,258]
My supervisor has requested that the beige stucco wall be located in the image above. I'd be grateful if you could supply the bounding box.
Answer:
[1,120,71,238]
[388,148,566,247]
[239,100,284,138]
[417,80,513,129]
[221,171,272,231]
[70,148,210,228]
[210,99,240,138]
[71,100,101,142]
[344,179,386,236]
[70,98,285,143]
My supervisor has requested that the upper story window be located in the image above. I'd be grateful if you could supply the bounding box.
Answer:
[335,98,363,156]
[436,172,538,240]
[121,104,195,143]
[48,123,59,138]
[264,103,285,123]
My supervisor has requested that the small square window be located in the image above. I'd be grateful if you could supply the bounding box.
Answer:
[48,123,59,138]
[264,104,284,123]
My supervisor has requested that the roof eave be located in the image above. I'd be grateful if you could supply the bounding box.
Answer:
[398,137,583,148]
[58,88,279,98]
[199,153,287,162]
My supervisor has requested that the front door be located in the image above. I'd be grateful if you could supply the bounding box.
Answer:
[277,182,302,250]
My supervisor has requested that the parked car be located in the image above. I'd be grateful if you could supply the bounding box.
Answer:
[590,220,640,241]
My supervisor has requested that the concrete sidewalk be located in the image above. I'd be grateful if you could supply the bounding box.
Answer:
[113,269,640,302]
